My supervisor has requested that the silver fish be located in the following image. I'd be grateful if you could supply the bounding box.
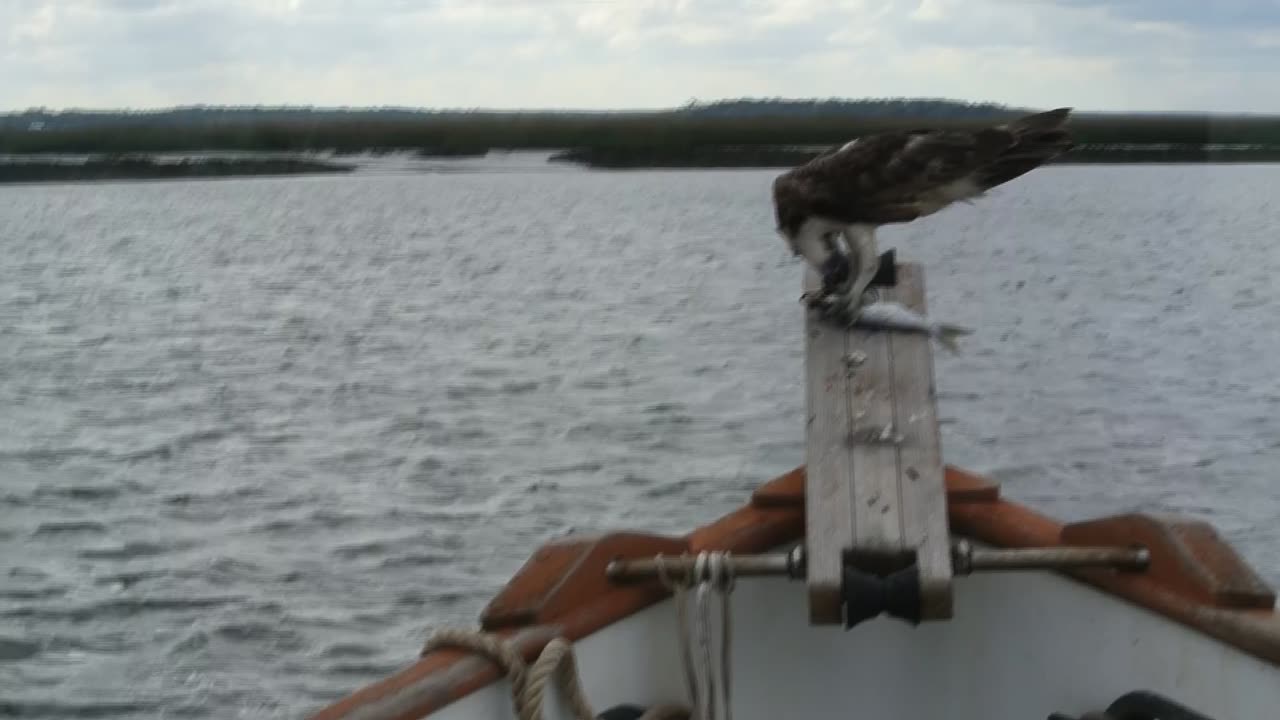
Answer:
[849,300,973,354]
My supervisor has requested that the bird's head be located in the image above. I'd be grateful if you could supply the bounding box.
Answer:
[774,206,805,244]
[772,173,807,242]
[819,253,852,292]
[772,172,853,292]
[778,222,854,294]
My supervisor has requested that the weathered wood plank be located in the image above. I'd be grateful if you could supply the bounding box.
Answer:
[803,269,853,625]
[888,264,954,619]
[803,261,953,624]
[847,318,904,565]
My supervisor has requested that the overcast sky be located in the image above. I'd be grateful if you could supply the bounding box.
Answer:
[4,0,1279,112]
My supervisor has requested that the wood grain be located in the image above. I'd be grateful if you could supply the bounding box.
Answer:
[887,264,954,619]
[803,269,853,625]
[802,262,953,624]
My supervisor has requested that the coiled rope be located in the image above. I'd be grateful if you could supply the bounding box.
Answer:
[420,550,737,720]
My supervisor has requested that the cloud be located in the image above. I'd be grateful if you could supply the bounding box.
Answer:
[1043,0,1280,29]
[2,0,1278,111]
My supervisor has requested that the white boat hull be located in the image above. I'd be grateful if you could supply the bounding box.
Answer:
[311,467,1280,720]
[416,566,1276,720]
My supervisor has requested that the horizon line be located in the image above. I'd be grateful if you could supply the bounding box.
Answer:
[4,98,1279,118]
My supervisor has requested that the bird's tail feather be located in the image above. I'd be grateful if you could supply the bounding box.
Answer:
[1003,107,1072,134]
[979,108,1074,190]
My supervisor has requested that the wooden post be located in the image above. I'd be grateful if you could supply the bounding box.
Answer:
[803,262,954,625]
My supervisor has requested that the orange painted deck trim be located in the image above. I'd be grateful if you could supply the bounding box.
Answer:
[310,464,1279,720]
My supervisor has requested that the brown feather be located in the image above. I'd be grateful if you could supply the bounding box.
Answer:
[772,108,1073,231]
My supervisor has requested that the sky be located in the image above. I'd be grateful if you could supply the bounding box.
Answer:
[3,0,1280,112]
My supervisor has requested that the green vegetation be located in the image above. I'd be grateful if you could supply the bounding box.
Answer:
[680,97,1029,119]
[549,145,825,168]
[0,156,354,184]
[0,98,1025,133]
[4,100,1279,169]
[1056,145,1280,164]
[552,143,1280,169]
[413,145,490,158]
[6,112,1280,156]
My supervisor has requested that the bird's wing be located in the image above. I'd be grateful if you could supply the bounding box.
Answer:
[781,127,1017,224]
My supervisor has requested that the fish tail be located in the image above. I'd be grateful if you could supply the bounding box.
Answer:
[932,323,973,355]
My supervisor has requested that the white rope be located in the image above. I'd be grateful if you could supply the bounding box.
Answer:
[656,553,702,716]
[695,553,715,720]
[423,628,690,720]
[421,550,737,720]
[655,551,737,720]
[713,552,734,720]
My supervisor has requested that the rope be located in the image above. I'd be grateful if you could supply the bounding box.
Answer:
[420,549,737,720]
[715,552,735,720]
[655,551,736,720]
[655,554,702,716]
[695,560,715,720]
[423,628,530,704]
[423,628,690,720]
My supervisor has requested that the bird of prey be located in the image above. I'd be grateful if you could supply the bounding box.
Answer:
[772,107,1074,320]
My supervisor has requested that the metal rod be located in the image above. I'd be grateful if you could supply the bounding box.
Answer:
[950,539,1149,575]
[605,546,806,582]
[604,541,1149,582]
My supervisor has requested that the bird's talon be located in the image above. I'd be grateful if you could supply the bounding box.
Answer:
[802,291,837,310]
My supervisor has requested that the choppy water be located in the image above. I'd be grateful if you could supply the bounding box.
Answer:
[2,161,1279,718]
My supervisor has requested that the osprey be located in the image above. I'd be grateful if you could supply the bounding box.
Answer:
[772,107,1074,318]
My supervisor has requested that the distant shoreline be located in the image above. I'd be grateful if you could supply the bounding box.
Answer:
[548,144,1280,169]
[0,156,356,184]
[6,103,1280,178]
